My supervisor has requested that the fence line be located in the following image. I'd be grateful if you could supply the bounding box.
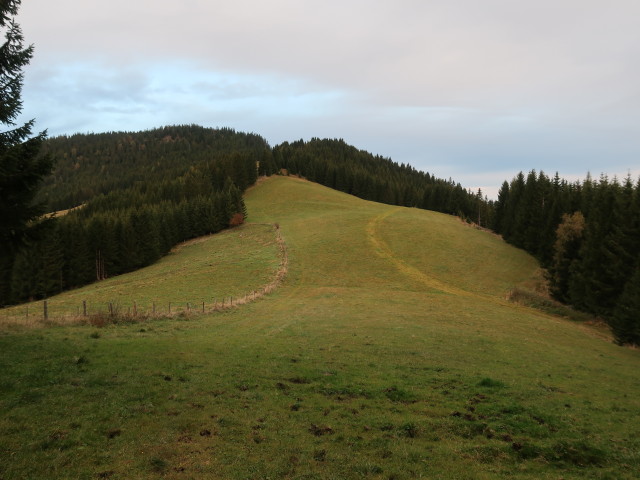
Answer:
[1,223,289,328]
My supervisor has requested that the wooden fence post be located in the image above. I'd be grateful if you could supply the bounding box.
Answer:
[43,301,48,321]
[133,301,137,316]
[168,302,171,313]
[109,302,113,316]
[202,302,205,313]
[152,303,156,315]
[83,300,87,317]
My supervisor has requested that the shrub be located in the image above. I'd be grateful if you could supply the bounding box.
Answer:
[229,213,244,227]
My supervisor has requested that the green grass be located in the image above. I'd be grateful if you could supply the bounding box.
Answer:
[0,222,281,326]
[1,175,639,479]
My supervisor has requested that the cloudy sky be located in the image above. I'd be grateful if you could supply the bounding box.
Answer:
[16,0,640,197]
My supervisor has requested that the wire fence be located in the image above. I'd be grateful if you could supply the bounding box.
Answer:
[1,224,288,328]
[3,290,265,326]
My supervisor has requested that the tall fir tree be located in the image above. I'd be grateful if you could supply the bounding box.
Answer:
[0,0,52,305]
[610,267,640,346]
[548,212,585,303]
[492,181,510,234]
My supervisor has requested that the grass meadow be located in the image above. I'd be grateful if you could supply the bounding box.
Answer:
[0,223,282,326]
[1,176,639,479]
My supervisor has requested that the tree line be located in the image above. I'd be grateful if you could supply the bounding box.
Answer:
[272,138,493,227]
[1,126,267,305]
[493,170,640,345]
[36,125,267,211]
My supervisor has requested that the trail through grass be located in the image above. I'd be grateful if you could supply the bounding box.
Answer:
[1,176,639,479]
[367,207,483,298]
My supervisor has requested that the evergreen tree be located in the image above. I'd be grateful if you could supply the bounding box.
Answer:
[59,217,92,288]
[610,267,640,346]
[597,176,640,313]
[548,212,585,302]
[501,172,525,243]
[570,176,618,314]
[0,0,52,304]
[538,173,568,266]
[35,225,65,297]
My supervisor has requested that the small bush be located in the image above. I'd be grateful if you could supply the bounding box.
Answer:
[229,213,245,227]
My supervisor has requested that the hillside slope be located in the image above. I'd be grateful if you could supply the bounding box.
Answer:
[1,176,639,479]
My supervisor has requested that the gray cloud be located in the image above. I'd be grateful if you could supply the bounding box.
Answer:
[16,0,640,195]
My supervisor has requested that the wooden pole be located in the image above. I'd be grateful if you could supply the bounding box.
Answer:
[43,301,48,321]
[133,301,137,316]
[202,302,205,313]
[83,300,87,317]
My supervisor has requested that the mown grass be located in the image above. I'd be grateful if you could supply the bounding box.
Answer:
[1,176,639,479]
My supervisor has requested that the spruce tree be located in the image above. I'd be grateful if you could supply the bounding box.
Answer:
[35,225,65,297]
[503,172,526,244]
[548,212,585,302]
[610,267,640,345]
[0,0,52,304]
[571,176,618,314]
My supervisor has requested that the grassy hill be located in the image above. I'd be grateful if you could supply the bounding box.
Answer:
[1,176,639,479]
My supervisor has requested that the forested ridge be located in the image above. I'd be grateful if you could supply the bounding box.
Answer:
[3,125,638,345]
[273,138,494,227]
[1,125,271,305]
[36,125,272,211]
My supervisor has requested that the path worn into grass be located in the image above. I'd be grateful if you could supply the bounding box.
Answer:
[366,207,517,309]
[367,206,616,342]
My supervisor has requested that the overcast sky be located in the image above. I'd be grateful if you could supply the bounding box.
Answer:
[16,0,640,197]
